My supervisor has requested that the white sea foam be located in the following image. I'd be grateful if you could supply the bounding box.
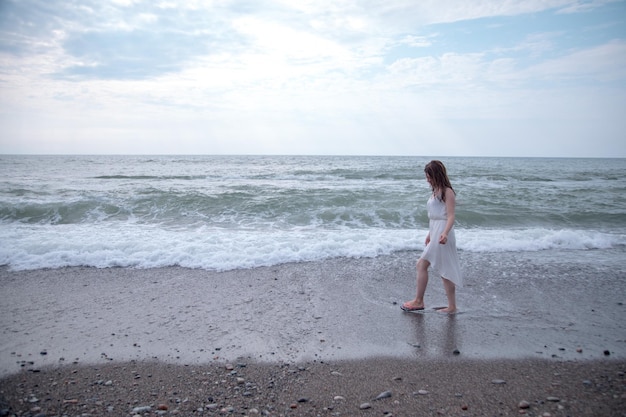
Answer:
[459,228,625,252]
[2,155,625,271]
[1,223,624,271]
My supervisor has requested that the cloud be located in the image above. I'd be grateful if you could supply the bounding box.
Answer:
[556,0,622,14]
[0,0,243,80]
[0,0,588,79]
[523,39,626,83]
[0,0,624,156]
[58,29,214,80]
[359,0,576,27]
[58,3,241,80]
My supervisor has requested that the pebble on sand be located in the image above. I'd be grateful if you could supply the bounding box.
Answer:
[131,406,151,413]
[375,391,392,400]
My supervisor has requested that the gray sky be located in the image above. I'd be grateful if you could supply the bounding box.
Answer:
[1,0,625,156]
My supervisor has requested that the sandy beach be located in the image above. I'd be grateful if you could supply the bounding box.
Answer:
[1,251,625,415]
[1,357,624,416]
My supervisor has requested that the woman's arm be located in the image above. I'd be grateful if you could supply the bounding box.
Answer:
[439,188,456,244]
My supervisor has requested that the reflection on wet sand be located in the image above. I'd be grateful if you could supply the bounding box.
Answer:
[407,312,460,358]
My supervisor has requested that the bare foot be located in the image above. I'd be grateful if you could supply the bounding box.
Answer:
[436,307,457,314]
[401,301,424,311]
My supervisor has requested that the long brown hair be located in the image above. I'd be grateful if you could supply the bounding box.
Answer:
[424,160,455,202]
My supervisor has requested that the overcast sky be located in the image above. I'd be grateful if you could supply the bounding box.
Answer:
[1,0,625,157]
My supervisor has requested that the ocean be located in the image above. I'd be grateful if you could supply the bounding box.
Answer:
[1,155,625,271]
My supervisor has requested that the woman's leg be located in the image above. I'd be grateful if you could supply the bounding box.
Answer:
[439,277,457,313]
[403,258,430,309]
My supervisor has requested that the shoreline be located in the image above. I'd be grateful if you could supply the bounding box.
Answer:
[1,250,625,378]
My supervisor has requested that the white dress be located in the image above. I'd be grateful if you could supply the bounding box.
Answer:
[419,194,463,287]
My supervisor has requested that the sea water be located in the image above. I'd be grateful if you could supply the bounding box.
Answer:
[0,155,625,271]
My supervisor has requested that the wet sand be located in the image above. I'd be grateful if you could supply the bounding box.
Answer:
[1,251,624,371]
[1,251,625,415]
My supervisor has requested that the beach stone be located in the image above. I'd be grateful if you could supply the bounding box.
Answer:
[546,396,560,402]
[518,400,530,409]
[157,404,168,410]
[417,390,429,395]
[334,396,345,401]
[491,379,506,385]
[360,402,372,409]
[375,391,392,400]
[132,406,151,413]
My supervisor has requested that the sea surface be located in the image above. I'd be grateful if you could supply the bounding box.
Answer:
[1,155,625,271]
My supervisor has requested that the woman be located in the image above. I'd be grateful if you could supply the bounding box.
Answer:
[402,160,463,313]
